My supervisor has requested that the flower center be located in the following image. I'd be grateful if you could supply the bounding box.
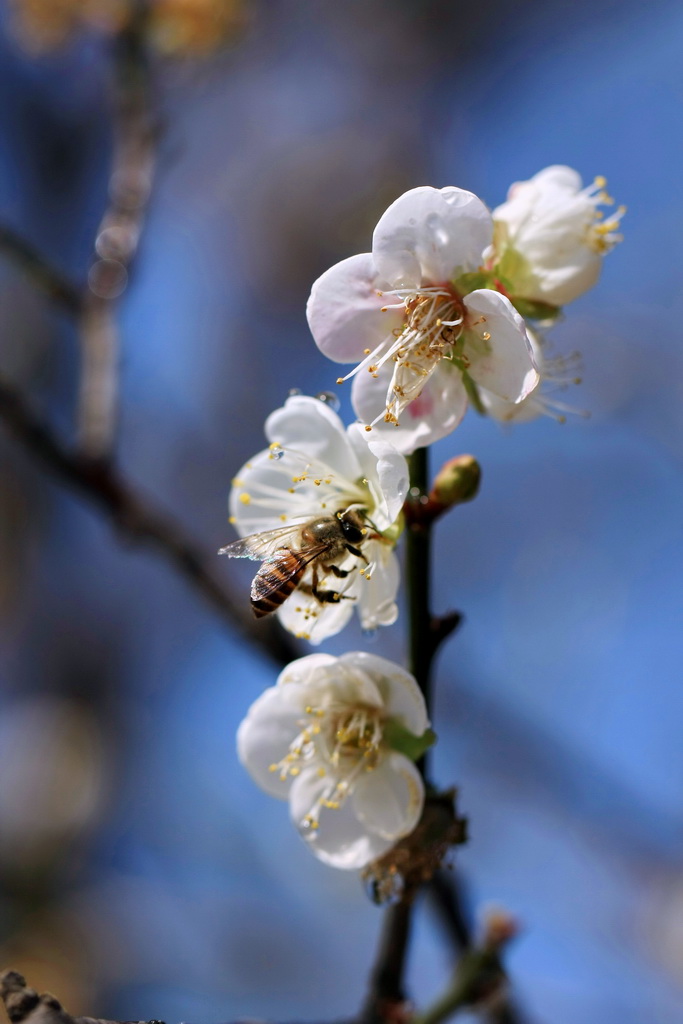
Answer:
[337,285,468,427]
[269,702,385,836]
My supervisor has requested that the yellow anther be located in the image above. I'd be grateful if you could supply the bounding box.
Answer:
[228,516,236,524]
[482,331,491,341]
[337,377,344,384]
[280,514,287,521]
[231,477,243,487]
[365,425,372,432]
[594,175,607,188]
[268,764,278,772]
[317,767,326,777]
[239,493,251,505]
[364,348,371,354]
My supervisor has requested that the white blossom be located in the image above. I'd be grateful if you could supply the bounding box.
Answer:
[492,165,625,307]
[307,186,539,453]
[237,651,430,870]
[227,395,408,643]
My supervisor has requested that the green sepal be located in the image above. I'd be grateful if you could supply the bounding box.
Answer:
[384,720,437,762]
[461,372,486,415]
[452,270,495,295]
[380,510,405,544]
[493,245,528,286]
[508,296,562,322]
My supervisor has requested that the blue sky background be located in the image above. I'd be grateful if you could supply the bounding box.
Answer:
[0,1,682,1022]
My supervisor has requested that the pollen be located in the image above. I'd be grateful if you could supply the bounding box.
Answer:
[228,516,236,524]
[280,514,287,521]
[365,425,372,432]
[239,493,251,505]
[364,348,371,354]
[231,477,243,487]
[337,377,344,384]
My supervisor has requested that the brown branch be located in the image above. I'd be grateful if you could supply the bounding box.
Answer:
[79,3,157,457]
[361,899,414,1024]
[0,374,299,667]
[0,227,82,314]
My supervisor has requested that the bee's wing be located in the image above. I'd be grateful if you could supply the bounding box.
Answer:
[252,541,333,601]
[218,523,304,560]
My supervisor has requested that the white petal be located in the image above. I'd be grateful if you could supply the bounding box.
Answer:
[372,186,493,288]
[354,543,400,631]
[265,395,362,485]
[289,767,394,869]
[276,590,355,645]
[352,359,469,454]
[337,652,429,735]
[353,753,424,840]
[516,243,601,306]
[347,423,409,528]
[276,653,338,689]
[479,386,543,424]
[529,165,583,192]
[237,686,307,799]
[306,253,404,363]
[463,289,539,402]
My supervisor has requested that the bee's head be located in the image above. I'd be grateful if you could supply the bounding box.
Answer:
[337,509,366,545]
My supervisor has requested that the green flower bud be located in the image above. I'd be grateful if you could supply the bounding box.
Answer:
[431,455,481,508]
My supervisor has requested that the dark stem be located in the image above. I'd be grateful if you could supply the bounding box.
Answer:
[429,869,472,951]
[407,447,433,717]
[361,898,415,1024]
[362,447,438,1024]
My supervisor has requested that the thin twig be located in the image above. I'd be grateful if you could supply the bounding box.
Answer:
[429,869,527,1024]
[79,2,156,457]
[0,226,82,314]
[0,374,299,667]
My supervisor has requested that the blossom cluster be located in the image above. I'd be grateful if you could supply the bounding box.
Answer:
[226,166,622,869]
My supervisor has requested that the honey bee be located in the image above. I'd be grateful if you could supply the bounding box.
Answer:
[219,509,369,618]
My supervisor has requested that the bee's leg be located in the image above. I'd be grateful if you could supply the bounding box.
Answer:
[344,543,368,562]
[328,564,352,579]
[302,563,355,604]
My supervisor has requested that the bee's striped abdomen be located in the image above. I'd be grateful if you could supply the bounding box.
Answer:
[250,550,307,618]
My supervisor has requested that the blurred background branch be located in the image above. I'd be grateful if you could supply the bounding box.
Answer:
[0,371,298,666]
[78,2,156,458]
